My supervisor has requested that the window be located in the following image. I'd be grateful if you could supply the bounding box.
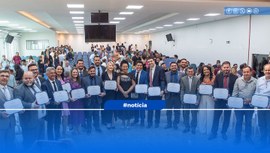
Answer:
[26,40,49,50]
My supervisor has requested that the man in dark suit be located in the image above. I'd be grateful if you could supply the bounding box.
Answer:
[14,71,43,148]
[28,63,46,141]
[93,56,106,125]
[93,56,106,78]
[180,67,200,134]
[165,62,184,129]
[28,63,45,88]
[81,66,106,134]
[209,61,238,140]
[130,60,148,126]
[41,67,63,140]
[0,70,15,151]
[147,58,165,128]
[76,59,88,77]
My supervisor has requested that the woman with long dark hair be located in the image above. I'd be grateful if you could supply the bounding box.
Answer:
[55,65,70,137]
[198,65,215,134]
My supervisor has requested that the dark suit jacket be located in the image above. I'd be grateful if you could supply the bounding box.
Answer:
[147,65,165,90]
[41,79,63,109]
[81,75,105,104]
[165,71,185,100]
[214,72,238,96]
[0,86,15,130]
[130,70,148,99]
[14,84,39,128]
[180,76,201,103]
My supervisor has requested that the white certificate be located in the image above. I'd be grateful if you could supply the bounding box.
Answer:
[35,92,50,105]
[135,84,148,94]
[71,88,86,99]
[213,88,228,99]
[104,81,117,90]
[53,91,69,103]
[148,87,161,96]
[62,83,71,92]
[228,97,243,108]
[87,86,101,95]
[251,95,269,108]
[183,94,197,104]
[167,83,180,93]
[4,99,24,114]
[199,85,213,95]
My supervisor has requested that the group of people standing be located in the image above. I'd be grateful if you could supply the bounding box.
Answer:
[1,46,270,151]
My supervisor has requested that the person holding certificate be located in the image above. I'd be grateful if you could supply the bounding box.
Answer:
[81,65,105,134]
[198,65,215,134]
[102,61,118,129]
[209,61,238,140]
[55,65,70,137]
[255,64,270,146]
[41,67,64,140]
[180,67,200,134]
[0,70,15,151]
[117,60,136,128]
[164,62,184,129]
[232,66,257,144]
[146,58,165,128]
[65,68,85,135]
[130,60,148,127]
[14,71,44,148]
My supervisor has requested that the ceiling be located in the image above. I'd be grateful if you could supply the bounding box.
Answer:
[0,0,269,35]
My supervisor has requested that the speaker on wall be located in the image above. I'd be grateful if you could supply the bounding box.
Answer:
[166,33,173,42]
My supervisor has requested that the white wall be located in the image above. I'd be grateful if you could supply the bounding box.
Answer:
[57,34,150,52]
[20,31,57,56]
[150,16,270,66]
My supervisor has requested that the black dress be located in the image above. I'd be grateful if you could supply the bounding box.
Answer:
[102,71,118,124]
[117,72,134,120]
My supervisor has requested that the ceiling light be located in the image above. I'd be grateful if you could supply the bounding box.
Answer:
[72,17,84,20]
[18,11,51,28]
[24,29,32,31]
[73,20,84,23]
[119,12,134,15]
[174,21,184,24]
[17,26,25,29]
[75,24,84,26]
[113,17,126,20]
[126,5,143,9]
[0,21,9,23]
[67,4,84,8]
[204,13,220,16]
[70,11,84,14]
[163,24,173,27]
[110,21,120,24]
[149,28,156,31]
[29,30,37,32]
[156,27,163,29]
[187,18,200,21]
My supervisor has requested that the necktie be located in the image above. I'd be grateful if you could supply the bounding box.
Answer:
[149,68,153,87]
[79,70,83,77]
[223,76,228,89]
[35,78,40,87]
[135,71,139,84]
[97,67,100,77]
[3,87,11,100]
[52,81,58,91]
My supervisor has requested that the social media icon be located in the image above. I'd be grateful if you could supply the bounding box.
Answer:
[240,8,245,14]
[247,8,252,14]
[253,8,259,14]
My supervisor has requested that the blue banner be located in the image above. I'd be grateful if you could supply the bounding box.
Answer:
[104,100,165,110]
[224,7,270,15]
